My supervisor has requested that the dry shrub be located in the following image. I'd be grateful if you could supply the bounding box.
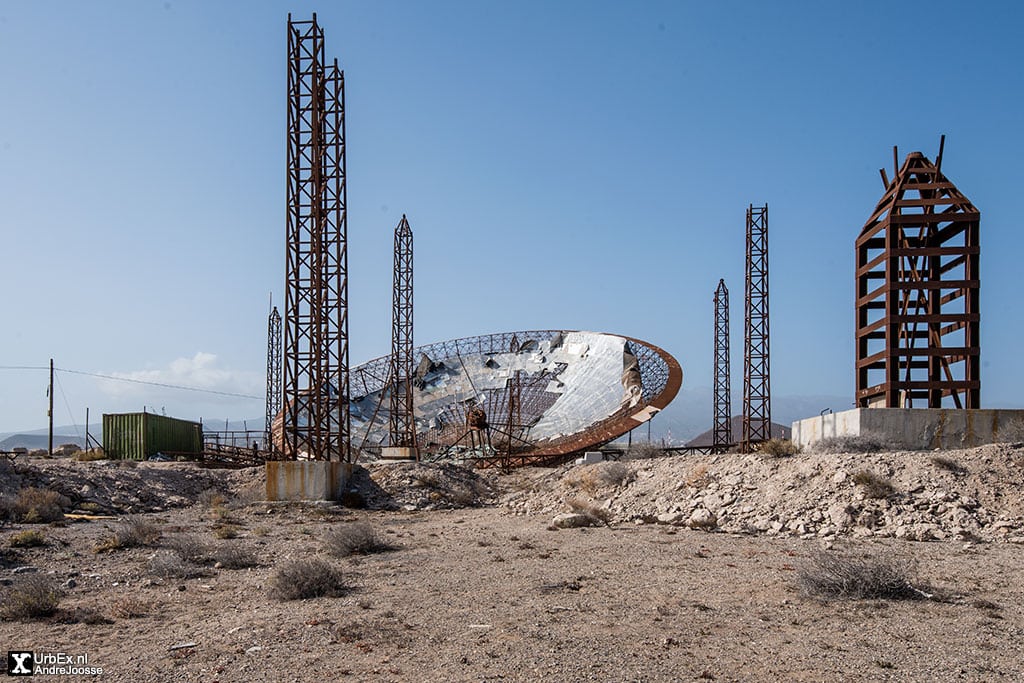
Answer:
[212,544,259,569]
[197,489,226,508]
[93,517,161,553]
[1,574,63,620]
[324,522,395,557]
[625,443,665,460]
[851,470,895,499]
[685,463,711,489]
[565,461,632,495]
[760,438,799,457]
[566,497,612,525]
[164,534,211,564]
[148,551,210,579]
[110,596,149,619]
[930,455,967,475]
[797,551,932,600]
[72,449,107,462]
[269,558,348,600]
[9,529,46,548]
[7,487,66,523]
[812,435,895,454]
[212,524,240,540]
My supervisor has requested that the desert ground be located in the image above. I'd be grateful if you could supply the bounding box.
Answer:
[2,443,1023,682]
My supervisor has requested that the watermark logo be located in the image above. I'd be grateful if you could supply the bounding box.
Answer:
[6,651,102,676]
[6,652,33,677]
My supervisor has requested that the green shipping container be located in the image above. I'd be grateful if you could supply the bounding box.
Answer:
[102,412,204,460]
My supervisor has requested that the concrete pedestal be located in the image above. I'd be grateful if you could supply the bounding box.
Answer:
[792,408,1024,450]
[265,460,352,501]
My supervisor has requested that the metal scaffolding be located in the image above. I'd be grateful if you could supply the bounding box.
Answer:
[856,138,980,409]
[265,305,282,452]
[742,204,771,450]
[713,279,732,451]
[388,215,416,452]
[282,14,351,461]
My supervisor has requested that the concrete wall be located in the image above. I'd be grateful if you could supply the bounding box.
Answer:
[265,460,352,501]
[792,408,1024,450]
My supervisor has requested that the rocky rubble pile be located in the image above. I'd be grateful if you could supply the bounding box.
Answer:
[502,443,1024,542]
[356,461,497,511]
[1,458,240,515]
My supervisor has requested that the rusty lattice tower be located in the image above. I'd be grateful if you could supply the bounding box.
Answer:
[742,204,771,450]
[388,215,416,452]
[856,138,980,409]
[713,279,732,451]
[282,14,351,461]
[265,305,282,452]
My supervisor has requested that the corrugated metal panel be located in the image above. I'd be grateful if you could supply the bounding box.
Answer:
[102,412,203,460]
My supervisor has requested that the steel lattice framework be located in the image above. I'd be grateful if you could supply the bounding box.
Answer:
[282,14,351,461]
[713,279,732,451]
[856,140,980,409]
[388,215,416,450]
[265,305,282,452]
[742,204,771,450]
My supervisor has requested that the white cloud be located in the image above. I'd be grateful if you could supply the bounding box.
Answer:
[97,352,262,399]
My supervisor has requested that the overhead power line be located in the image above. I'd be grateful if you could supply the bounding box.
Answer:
[55,367,262,400]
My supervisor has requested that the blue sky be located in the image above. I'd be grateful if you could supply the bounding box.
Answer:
[2,1,1023,435]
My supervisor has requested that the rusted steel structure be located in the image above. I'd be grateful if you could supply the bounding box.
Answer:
[713,279,732,451]
[265,305,282,453]
[388,215,416,452]
[350,330,682,468]
[856,139,980,409]
[282,14,351,461]
[742,204,771,450]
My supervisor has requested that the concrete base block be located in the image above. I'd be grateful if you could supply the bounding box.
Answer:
[380,446,418,461]
[792,408,1024,450]
[265,460,352,501]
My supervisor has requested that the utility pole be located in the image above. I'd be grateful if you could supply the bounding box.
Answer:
[48,358,54,456]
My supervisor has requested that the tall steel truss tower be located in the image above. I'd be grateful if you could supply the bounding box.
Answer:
[282,14,351,461]
[713,279,732,451]
[742,204,771,450]
[856,139,980,409]
[265,305,282,452]
[388,215,416,452]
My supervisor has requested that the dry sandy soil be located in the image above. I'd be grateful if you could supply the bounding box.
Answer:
[2,446,1023,682]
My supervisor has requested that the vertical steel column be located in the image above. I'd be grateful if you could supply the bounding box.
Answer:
[742,204,771,450]
[713,279,732,451]
[388,215,416,452]
[265,305,282,453]
[322,59,351,462]
[283,14,350,461]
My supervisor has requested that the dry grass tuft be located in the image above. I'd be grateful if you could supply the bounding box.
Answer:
[759,438,799,457]
[148,550,211,579]
[93,517,161,553]
[797,551,933,601]
[212,544,259,569]
[1,573,63,620]
[269,558,349,601]
[110,596,149,619]
[812,435,897,454]
[930,455,967,475]
[565,461,633,495]
[851,470,896,499]
[324,522,396,557]
[72,449,107,462]
[566,497,612,525]
[9,529,47,548]
[5,487,66,523]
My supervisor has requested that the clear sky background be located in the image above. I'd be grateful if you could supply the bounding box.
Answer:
[2,1,1022,437]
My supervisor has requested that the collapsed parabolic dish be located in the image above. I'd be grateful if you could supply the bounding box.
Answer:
[351,330,681,466]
